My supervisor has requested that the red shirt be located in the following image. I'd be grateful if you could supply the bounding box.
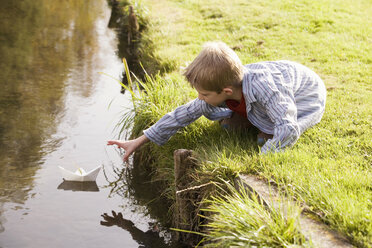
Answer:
[225,94,247,117]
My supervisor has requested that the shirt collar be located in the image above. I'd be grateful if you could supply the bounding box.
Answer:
[242,69,256,104]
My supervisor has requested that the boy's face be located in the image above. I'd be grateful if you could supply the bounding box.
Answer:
[196,87,231,106]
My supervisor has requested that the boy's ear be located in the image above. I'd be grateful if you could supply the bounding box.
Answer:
[222,87,234,95]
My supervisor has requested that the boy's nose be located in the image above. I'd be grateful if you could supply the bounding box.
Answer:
[198,93,204,100]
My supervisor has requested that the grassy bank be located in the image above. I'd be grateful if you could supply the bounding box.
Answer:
[115,0,371,247]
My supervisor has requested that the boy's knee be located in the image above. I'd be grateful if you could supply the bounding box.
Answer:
[257,132,273,146]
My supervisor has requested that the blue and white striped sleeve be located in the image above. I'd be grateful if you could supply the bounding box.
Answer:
[253,72,301,153]
[143,98,232,145]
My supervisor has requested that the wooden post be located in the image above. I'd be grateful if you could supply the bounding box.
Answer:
[173,149,198,245]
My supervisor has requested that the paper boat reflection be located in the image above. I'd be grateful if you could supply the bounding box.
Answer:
[58,166,101,182]
[57,181,99,192]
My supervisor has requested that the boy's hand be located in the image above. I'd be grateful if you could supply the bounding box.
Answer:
[107,135,149,161]
[107,140,136,161]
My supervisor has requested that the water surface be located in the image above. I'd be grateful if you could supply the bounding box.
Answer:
[0,1,175,247]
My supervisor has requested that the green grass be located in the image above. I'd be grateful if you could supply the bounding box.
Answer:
[200,181,312,247]
[114,0,372,247]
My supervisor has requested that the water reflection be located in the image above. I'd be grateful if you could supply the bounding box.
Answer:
[102,159,183,247]
[107,1,143,92]
[57,181,99,192]
[0,0,102,204]
[103,161,172,224]
[101,211,169,248]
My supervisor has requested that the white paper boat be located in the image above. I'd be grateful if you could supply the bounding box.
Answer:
[58,166,101,182]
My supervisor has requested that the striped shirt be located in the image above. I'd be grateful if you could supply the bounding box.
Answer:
[144,60,326,153]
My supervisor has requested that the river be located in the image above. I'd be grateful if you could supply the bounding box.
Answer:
[0,0,177,247]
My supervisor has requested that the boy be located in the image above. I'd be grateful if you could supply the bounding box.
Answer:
[108,42,326,161]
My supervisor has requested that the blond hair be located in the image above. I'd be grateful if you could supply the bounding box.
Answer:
[183,42,245,93]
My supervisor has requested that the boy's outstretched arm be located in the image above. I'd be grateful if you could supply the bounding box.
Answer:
[107,135,149,161]
[107,99,231,161]
[143,98,232,145]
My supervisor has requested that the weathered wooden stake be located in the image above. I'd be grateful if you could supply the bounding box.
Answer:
[173,149,199,246]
